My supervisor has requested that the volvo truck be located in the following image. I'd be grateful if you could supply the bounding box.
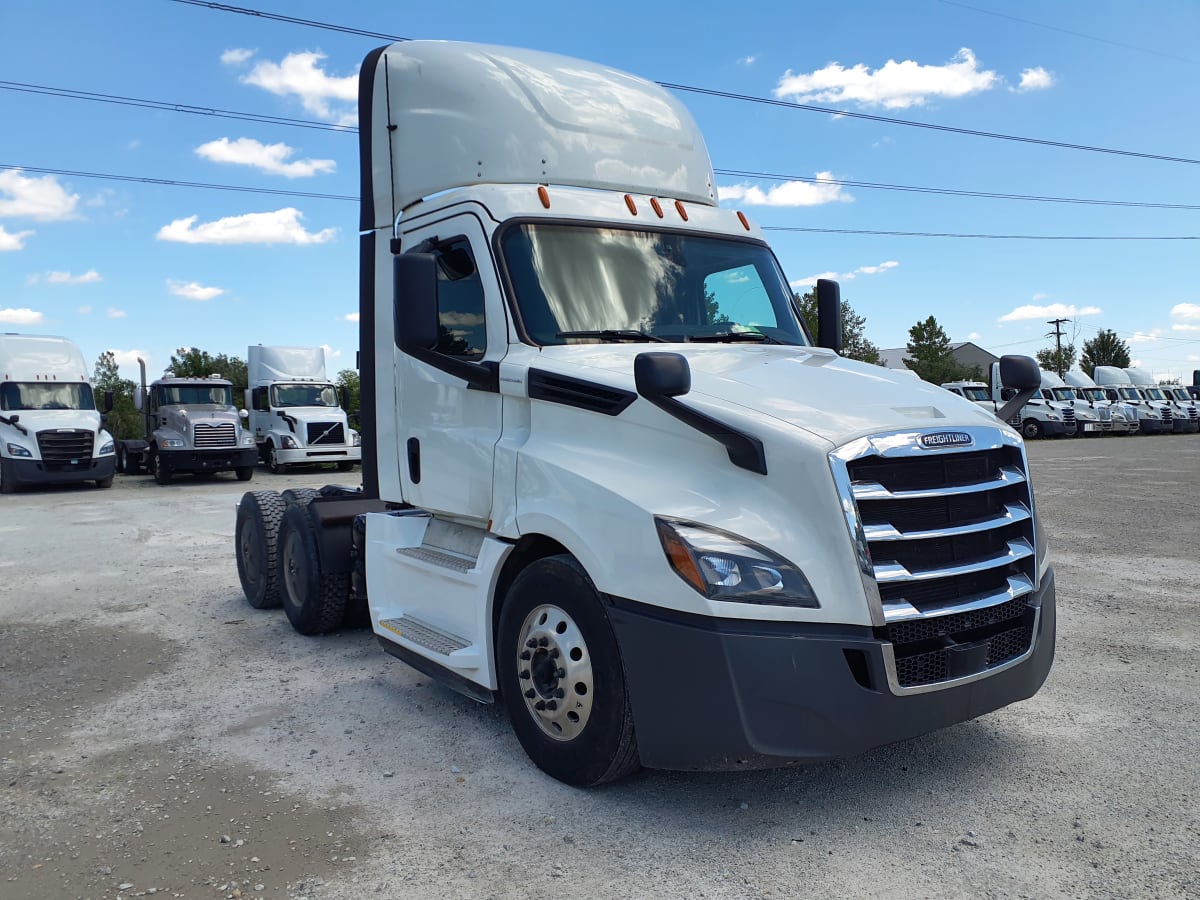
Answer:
[233,41,1056,785]
[117,359,257,483]
[246,345,361,473]
[0,333,115,492]
[1093,366,1172,434]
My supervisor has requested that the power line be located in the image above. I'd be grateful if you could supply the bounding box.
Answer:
[0,164,356,201]
[172,0,1200,166]
[715,169,1200,211]
[936,0,1199,66]
[4,81,1196,213]
[0,80,353,133]
[763,227,1199,240]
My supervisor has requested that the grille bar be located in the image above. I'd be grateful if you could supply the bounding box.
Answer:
[863,502,1031,542]
[883,573,1035,623]
[852,465,1026,501]
[36,429,94,464]
[874,538,1033,584]
[193,422,236,448]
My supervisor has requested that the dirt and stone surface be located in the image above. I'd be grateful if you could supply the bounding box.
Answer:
[1,437,1197,899]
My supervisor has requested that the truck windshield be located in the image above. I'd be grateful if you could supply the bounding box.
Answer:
[960,386,990,401]
[271,383,338,408]
[157,384,233,405]
[1050,388,1076,402]
[1140,387,1166,400]
[499,224,808,346]
[1117,388,1142,401]
[0,382,96,411]
[1171,388,1192,401]
[1080,388,1106,401]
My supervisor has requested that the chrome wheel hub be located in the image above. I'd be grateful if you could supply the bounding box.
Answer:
[516,604,593,741]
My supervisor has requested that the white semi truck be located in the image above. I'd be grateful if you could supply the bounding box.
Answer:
[1063,370,1136,435]
[1093,366,1172,435]
[951,363,1074,439]
[0,333,116,492]
[117,359,258,483]
[1039,369,1106,435]
[246,345,361,473]
[234,41,1056,785]
[1125,367,1198,434]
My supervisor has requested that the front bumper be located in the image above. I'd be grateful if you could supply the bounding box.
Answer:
[1137,418,1172,435]
[7,455,116,487]
[1040,420,1074,437]
[274,445,362,465]
[160,447,259,473]
[609,569,1056,771]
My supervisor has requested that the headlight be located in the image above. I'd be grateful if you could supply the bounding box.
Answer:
[242,436,255,445]
[6,442,32,458]
[99,440,114,455]
[655,517,818,607]
[160,438,185,448]
[1046,414,1060,421]
[281,435,297,449]
[352,431,362,446]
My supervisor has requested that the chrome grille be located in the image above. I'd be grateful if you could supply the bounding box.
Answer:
[1098,406,1112,422]
[1061,407,1076,426]
[830,427,1039,693]
[193,422,236,448]
[305,421,345,445]
[36,429,94,467]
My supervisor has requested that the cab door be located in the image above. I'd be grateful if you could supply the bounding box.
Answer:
[394,212,506,522]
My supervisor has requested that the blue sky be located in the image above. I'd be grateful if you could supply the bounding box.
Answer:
[2,0,1198,383]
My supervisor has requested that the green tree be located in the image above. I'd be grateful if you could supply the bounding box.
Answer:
[1036,343,1077,377]
[1079,329,1131,379]
[794,291,881,364]
[168,347,248,391]
[93,351,142,440]
[335,368,360,414]
[904,316,979,384]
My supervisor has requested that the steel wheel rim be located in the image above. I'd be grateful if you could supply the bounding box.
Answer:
[516,603,594,741]
[239,519,261,585]
[282,528,306,604]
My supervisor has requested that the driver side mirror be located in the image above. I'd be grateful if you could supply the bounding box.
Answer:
[103,391,114,413]
[395,252,439,353]
[815,279,842,354]
[634,352,691,399]
[340,387,351,411]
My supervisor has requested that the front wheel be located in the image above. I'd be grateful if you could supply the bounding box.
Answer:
[151,452,172,485]
[235,466,255,482]
[268,446,284,475]
[1021,419,1042,440]
[95,474,114,489]
[0,457,15,494]
[497,555,639,787]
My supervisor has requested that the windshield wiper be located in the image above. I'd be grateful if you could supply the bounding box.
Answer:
[556,330,666,343]
[687,331,780,344]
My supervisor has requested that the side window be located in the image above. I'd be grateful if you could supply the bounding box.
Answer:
[252,387,269,411]
[434,237,486,360]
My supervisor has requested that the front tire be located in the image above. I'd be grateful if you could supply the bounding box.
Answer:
[235,466,255,482]
[0,457,15,494]
[1021,419,1042,440]
[151,452,172,485]
[278,503,348,635]
[497,555,639,787]
[236,490,286,609]
[268,445,284,475]
[95,474,114,489]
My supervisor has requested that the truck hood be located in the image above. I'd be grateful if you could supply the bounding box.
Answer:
[0,408,102,434]
[160,406,242,433]
[524,344,1000,446]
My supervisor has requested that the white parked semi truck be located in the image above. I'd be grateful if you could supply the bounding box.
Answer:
[117,359,258,483]
[0,333,116,492]
[1125,367,1197,434]
[246,345,361,473]
[1093,366,1172,435]
[1039,369,1106,435]
[1063,369,1137,435]
[234,41,1056,785]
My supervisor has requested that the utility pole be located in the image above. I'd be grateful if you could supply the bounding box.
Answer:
[1046,317,1070,377]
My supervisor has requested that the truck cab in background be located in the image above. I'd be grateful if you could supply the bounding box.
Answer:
[986,362,1074,439]
[0,333,116,492]
[118,359,258,483]
[246,345,361,473]
[1093,366,1172,435]
[1040,369,1105,435]
[1125,367,1197,434]
[1063,369,1137,435]
[235,40,1056,786]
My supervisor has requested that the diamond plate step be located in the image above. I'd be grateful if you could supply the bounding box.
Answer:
[396,545,476,572]
[379,616,470,656]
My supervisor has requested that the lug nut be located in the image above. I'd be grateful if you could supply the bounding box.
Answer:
[519,669,530,680]
[519,650,531,661]
[524,689,535,699]
[554,688,565,699]
[526,639,538,648]
[545,700,558,711]
[538,637,549,647]
[550,649,560,658]
[555,668,566,679]
[534,700,546,711]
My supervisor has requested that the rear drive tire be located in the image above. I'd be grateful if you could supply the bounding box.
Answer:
[282,487,320,508]
[497,555,639,786]
[279,503,348,635]
[236,490,286,609]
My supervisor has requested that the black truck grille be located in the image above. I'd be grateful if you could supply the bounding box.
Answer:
[193,422,236,448]
[36,429,94,467]
[835,436,1039,690]
[305,421,345,445]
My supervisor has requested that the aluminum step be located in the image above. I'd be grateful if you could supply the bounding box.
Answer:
[379,616,470,656]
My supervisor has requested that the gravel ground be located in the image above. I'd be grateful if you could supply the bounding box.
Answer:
[1,437,1197,900]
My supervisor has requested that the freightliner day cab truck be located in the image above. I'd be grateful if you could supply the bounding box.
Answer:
[1063,370,1136,435]
[117,359,257,483]
[233,41,1056,785]
[0,333,116,492]
[246,345,362,473]
[990,363,1075,439]
[1126,367,1198,433]
[1039,369,1105,435]
[1093,366,1173,435]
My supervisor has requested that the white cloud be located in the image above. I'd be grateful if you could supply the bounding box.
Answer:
[222,47,256,65]
[738,55,758,67]
[998,303,1102,322]
[1173,323,1200,333]
[156,208,336,245]
[320,343,342,360]
[343,312,360,323]
[0,169,80,221]
[1014,66,1055,92]
[0,307,45,324]
[789,261,897,289]
[856,260,899,276]
[45,269,102,285]
[0,225,34,250]
[789,271,840,289]
[1128,330,1163,345]
[719,172,851,206]
[78,306,92,315]
[1171,302,1200,320]
[774,48,998,110]
[107,308,127,319]
[967,332,982,340]
[167,279,226,301]
[109,349,147,371]
[242,51,358,120]
[1129,358,1143,368]
[195,137,336,179]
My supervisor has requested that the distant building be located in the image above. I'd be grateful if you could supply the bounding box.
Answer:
[878,341,999,374]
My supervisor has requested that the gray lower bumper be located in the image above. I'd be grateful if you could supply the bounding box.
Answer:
[7,455,116,487]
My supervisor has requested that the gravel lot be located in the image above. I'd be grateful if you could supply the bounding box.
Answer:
[2,437,1198,900]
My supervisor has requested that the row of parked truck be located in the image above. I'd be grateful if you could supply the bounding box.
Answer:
[0,334,359,492]
[942,363,1200,439]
